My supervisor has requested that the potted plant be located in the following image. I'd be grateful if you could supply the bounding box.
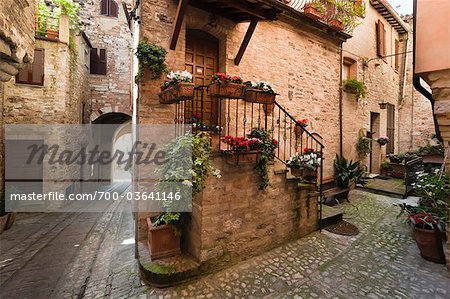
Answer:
[387,152,418,178]
[380,162,393,177]
[191,112,222,133]
[303,0,327,20]
[222,135,262,165]
[244,81,277,105]
[377,137,389,146]
[343,79,367,98]
[286,148,321,182]
[209,73,244,99]
[158,70,194,104]
[135,40,168,83]
[333,155,363,199]
[295,119,308,137]
[149,132,220,259]
[417,143,445,164]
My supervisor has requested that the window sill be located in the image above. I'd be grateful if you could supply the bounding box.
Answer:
[14,83,45,88]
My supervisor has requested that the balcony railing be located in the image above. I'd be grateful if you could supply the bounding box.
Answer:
[282,0,365,33]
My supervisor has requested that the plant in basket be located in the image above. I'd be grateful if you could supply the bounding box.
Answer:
[222,135,262,165]
[158,70,194,104]
[376,136,389,146]
[244,81,277,106]
[295,119,308,137]
[286,148,321,182]
[209,72,244,99]
[191,112,222,133]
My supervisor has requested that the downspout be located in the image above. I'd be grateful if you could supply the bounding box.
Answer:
[412,0,442,141]
[339,43,343,157]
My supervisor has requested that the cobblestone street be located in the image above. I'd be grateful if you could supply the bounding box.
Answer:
[1,190,449,298]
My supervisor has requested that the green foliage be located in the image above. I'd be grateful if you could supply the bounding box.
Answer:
[381,162,393,171]
[153,132,220,234]
[248,128,277,190]
[416,144,445,156]
[356,132,371,159]
[413,170,450,219]
[343,79,367,98]
[135,41,168,82]
[330,0,366,33]
[52,0,80,28]
[37,0,80,33]
[312,1,327,14]
[388,152,419,164]
[37,0,51,35]
[333,155,363,188]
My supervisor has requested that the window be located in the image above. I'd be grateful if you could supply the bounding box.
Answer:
[90,48,107,75]
[394,39,400,71]
[100,0,118,17]
[342,57,357,81]
[16,49,45,86]
[386,103,395,154]
[376,20,386,57]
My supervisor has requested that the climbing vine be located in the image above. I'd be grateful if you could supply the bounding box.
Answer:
[248,128,277,190]
[135,40,168,83]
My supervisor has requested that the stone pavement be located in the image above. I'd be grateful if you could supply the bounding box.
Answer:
[1,190,449,298]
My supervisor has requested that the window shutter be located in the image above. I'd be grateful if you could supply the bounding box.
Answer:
[386,104,395,154]
[90,48,99,74]
[31,49,44,85]
[376,20,385,57]
[90,48,107,75]
[16,64,29,83]
[395,39,400,70]
[110,0,118,17]
[100,0,107,15]
[99,49,107,75]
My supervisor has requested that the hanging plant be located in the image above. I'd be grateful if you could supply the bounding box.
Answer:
[343,79,367,98]
[135,40,168,83]
[356,129,371,159]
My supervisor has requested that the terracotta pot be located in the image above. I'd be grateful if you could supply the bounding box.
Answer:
[209,82,244,99]
[223,150,259,165]
[295,126,305,137]
[147,218,181,260]
[302,168,317,182]
[244,89,276,105]
[290,166,302,177]
[329,19,344,31]
[0,214,8,234]
[159,82,194,104]
[389,163,406,178]
[414,227,446,263]
[5,212,16,230]
[304,4,324,20]
[46,29,58,39]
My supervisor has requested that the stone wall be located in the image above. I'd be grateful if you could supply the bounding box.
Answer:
[0,0,35,82]
[78,0,132,121]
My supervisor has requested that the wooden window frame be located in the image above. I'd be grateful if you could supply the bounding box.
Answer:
[90,48,107,75]
[386,103,395,154]
[100,0,118,17]
[376,20,386,58]
[16,49,45,86]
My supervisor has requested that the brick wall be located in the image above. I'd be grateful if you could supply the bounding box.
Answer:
[79,0,132,121]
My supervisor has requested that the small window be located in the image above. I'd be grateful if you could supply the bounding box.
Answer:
[100,0,118,17]
[394,39,400,71]
[343,57,357,81]
[376,20,386,57]
[90,48,107,75]
[16,49,45,86]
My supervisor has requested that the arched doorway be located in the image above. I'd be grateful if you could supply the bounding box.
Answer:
[185,29,219,125]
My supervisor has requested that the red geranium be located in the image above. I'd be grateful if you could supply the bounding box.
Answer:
[297,119,308,127]
[222,135,261,151]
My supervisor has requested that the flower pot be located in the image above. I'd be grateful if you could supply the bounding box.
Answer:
[302,168,317,182]
[223,150,259,165]
[295,126,305,137]
[290,166,302,177]
[147,218,181,260]
[244,89,276,105]
[263,103,275,115]
[329,19,344,31]
[209,82,244,99]
[414,227,446,263]
[304,4,324,20]
[158,82,194,104]
[46,29,58,39]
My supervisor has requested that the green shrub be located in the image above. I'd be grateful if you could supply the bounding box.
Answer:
[343,79,367,98]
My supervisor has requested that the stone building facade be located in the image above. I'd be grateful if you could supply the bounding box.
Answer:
[78,0,133,122]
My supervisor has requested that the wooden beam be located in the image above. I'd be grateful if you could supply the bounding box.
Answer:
[225,0,276,20]
[170,0,189,50]
[234,19,258,66]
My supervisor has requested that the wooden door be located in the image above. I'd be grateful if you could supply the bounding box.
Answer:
[185,30,219,125]
[386,104,395,154]
[370,112,381,174]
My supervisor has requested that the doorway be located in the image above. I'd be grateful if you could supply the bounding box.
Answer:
[370,112,381,174]
[185,29,219,125]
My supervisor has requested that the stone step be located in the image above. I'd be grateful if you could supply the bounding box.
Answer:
[320,205,343,228]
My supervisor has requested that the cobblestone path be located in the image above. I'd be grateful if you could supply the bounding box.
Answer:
[1,190,448,298]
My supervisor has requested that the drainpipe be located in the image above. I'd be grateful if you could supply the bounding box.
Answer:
[412,0,442,142]
[398,33,409,151]
[339,43,343,157]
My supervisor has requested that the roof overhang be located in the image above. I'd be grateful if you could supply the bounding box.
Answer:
[370,0,410,34]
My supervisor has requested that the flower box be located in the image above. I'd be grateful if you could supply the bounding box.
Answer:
[295,126,305,137]
[389,162,406,178]
[223,150,260,165]
[289,166,317,181]
[304,3,325,20]
[46,29,58,39]
[147,217,181,260]
[209,82,244,99]
[244,89,276,105]
[329,19,344,31]
[158,82,195,104]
